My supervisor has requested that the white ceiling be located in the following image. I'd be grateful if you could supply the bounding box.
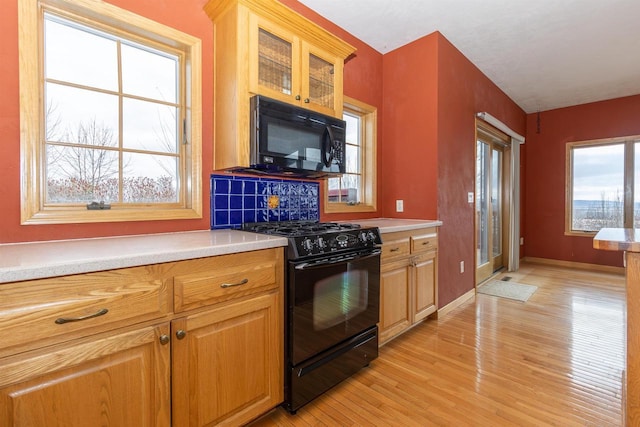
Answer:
[298,0,640,113]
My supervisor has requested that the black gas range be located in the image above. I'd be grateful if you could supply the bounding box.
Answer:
[242,220,382,413]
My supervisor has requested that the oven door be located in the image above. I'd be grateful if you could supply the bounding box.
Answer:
[288,249,380,365]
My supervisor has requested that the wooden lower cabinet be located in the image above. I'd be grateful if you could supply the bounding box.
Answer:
[0,247,284,427]
[380,257,412,343]
[379,228,438,344]
[413,250,437,323]
[0,324,171,427]
[172,291,283,427]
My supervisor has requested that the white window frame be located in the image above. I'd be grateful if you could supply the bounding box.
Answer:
[18,0,202,224]
[324,96,377,213]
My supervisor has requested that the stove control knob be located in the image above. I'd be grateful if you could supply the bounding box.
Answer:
[317,237,327,249]
[302,238,314,252]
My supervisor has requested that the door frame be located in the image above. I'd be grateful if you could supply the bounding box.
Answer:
[475,119,512,285]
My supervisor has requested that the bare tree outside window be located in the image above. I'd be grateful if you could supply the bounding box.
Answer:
[43,13,181,206]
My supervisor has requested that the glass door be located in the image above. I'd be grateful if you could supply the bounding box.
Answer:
[476,128,507,285]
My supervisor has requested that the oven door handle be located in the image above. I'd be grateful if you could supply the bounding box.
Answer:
[294,249,381,270]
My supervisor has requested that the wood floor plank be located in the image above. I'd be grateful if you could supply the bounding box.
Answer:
[248,261,625,426]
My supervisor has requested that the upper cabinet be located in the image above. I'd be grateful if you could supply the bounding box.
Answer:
[205,0,356,170]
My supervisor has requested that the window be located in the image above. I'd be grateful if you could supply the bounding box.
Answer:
[19,0,202,224]
[566,136,640,234]
[324,97,377,213]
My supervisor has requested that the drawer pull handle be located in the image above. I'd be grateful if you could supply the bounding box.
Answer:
[390,248,400,252]
[422,242,430,245]
[220,278,249,288]
[55,308,108,324]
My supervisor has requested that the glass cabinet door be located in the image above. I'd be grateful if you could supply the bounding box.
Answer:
[302,44,340,114]
[250,18,299,103]
[257,28,293,96]
[307,53,334,108]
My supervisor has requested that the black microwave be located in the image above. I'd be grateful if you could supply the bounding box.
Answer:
[250,95,346,178]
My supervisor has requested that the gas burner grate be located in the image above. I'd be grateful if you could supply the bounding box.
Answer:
[243,221,360,237]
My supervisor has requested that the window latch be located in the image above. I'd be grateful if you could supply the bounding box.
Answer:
[86,201,111,210]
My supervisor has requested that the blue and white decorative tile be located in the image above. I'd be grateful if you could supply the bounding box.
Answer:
[210,174,319,229]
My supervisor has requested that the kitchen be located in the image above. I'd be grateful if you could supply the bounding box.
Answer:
[1,0,639,425]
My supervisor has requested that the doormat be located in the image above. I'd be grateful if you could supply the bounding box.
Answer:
[477,280,537,302]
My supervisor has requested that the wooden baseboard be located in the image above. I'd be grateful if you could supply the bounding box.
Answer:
[522,256,624,275]
[435,288,475,319]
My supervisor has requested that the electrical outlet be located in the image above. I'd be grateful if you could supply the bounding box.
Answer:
[460,261,465,273]
[396,200,404,212]
[467,192,474,203]
[520,237,524,245]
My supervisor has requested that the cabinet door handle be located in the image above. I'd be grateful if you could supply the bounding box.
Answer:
[304,98,310,103]
[159,335,170,345]
[176,330,186,340]
[220,278,249,288]
[55,308,108,324]
[295,95,301,100]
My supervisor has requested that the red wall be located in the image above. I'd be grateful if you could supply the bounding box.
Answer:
[381,33,439,221]
[437,34,526,306]
[524,94,640,267]
[381,32,526,307]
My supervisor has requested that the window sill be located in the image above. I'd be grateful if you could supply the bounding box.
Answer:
[21,207,202,225]
[323,203,377,215]
[564,230,598,238]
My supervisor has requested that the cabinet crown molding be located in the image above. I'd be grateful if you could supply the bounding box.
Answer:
[204,0,356,58]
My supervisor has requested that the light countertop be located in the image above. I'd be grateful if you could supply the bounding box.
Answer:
[0,230,287,284]
[347,218,442,233]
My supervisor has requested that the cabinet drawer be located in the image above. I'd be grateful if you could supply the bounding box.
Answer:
[0,266,169,357]
[411,231,438,253]
[173,248,284,312]
[381,238,411,261]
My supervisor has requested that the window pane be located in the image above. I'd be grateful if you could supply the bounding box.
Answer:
[122,43,177,103]
[477,141,490,265]
[123,153,178,203]
[44,15,118,91]
[492,148,502,257]
[341,174,360,203]
[344,113,359,145]
[345,144,360,174]
[572,144,624,231]
[46,145,119,203]
[45,83,118,146]
[123,98,178,153]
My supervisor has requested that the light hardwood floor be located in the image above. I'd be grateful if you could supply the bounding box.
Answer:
[249,261,626,426]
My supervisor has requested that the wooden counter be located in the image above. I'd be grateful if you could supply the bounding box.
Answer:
[594,228,640,426]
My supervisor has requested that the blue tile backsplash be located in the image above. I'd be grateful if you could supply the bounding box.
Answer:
[211,174,319,229]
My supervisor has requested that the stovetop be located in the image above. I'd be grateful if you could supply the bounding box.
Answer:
[242,221,360,236]
[242,221,382,259]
